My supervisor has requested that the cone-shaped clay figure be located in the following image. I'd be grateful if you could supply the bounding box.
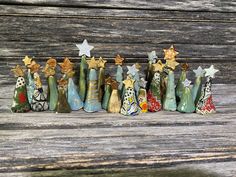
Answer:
[138,78,148,113]
[177,79,195,113]
[76,39,94,101]
[196,65,219,115]
[97,57,107,102]
[147,60,165,112]
[102,76,112,110]
[163,45,179,111]
[11,65,31,113]
[120,76,140,116]
[84,57,102,112]
[22,56,35,104]
[58,57,83,111]
[108,80,121,113]
[42,57,58,111]
[146,51,157,89]
[56,78,71,113]
[191,66,205,105]
[176,63,189,102]
[115,55,124,95]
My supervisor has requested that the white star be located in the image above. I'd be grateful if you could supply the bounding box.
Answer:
[205,65,219,78]
[139,78,147,88]
[147,51,157,63]
[75,39,94,57]
[182,78,191,87]
[127,64,138,76]
[193,66,205,77]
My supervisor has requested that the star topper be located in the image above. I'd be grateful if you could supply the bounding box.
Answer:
[97,57,107,68]
[123,77,135,89]
[147,51,157,63]
[114,54,124,65]
[22,56,32,66]
[139,78,148,88]
[153,60,165,73]
[127,64,138,76]
[182,78,191,87]
[87,57,98,69]
[193,66,205,77]
[163,45,179,60]
[204,65,219,78]
[76,39,94,57]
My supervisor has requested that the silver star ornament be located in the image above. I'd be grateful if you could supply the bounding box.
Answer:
[75,39,94,57]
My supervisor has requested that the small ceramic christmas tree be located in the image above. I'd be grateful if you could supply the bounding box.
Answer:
[11,65,31,113]
[84,57,102,112]
[114,55,124,97]
[138,78,148,113]
[102,76,112,110]
[76,39,94,101]
[177,79,195,113]
[97,57,107,102]
[146,51,157,89]
[196,65,219,115]
[191,66,205,105]
[176,63,189,102]
[108,79,121,113]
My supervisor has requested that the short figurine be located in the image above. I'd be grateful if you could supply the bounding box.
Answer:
[191,66,205,105]
[84,57,102,112]
[196,65,219,115]
[97,57,107,102]
[176,63,189,102]
[146,51,157,89]
[102,76,113,110]
[76,39,94,101]
[108,80,121,113]
[138,78,148,113]
[147,60,165,112]
[120,76,140,116]
[11,65,31,113]
[58,57,83,111]
[177,79,195,113]
[29,61,49,112]
[43,57,58,111]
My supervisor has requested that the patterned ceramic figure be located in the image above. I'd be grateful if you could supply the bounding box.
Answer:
[11,65,31,113]
[56,79,71,113]
[138,78,148,113]
[108,80,121,113]
[177,79,195,113]
[176,63,188,102]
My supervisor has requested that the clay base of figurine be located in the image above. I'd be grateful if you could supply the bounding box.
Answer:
[11,105,30,113]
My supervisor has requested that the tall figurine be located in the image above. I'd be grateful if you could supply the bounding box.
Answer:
[22,56,35,104]
[58,57,83,111]
[43,57,58,111]
[108,80,121,113]
[163,45,179,111]
[84,57,102,112]
[56,78,71,113]
[97,57,107,102]
[191,66,205,105]
[146,51,157,89]
[138,78,148,113]
[177,79,195,113]
[11,65,31,113]
[196,65,219,115]
[102,76,113,110]
[76,39,94,101]
[147,60,165,112]
[115,55,124,96]
[29,61,49,112]
[120,76,140,116]
[134,63,141,96]
[176,63,189,102]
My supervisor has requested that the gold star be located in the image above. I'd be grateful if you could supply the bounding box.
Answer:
[123,78,135,89]
[58,57,74,73]
[153,60,165,72]
[22,56,32,66]
[28,60,41,73]
[42,64,55,77]
[163,45,179,60]
[66,70,75,78]
[135,63,141,71]
[87,57,98,69]
[114,54,124,65]
[58,78,68,87]
[46,57,57,69]
[105,76,113,85]
[181,63,189,71]
[11,65,24,77]
[97,57,107,68]
[166,60,179,70]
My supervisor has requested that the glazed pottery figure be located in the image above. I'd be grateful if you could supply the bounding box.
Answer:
[138,78,148,113]
[108,80,121,113]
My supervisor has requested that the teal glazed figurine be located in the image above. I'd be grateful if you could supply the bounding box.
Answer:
[115,55,124,96]
[146,51,157,89]
[196,65,219,115]
[84,57,102,112]
[76,39,94,101]
[177,79,195,113]
[58,57,83,111]
[43,57,58,111]
[102,76,112,110]
[22,56,35,104]
[138,78,148,113]
[11,65,31,113]
[97,57,107,102]
[191,66,205,105]
[120,76,140,116]
[176,63,189,102]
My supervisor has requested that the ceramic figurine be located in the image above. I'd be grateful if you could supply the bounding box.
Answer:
[29,61,49,112]
[115,54,124,96]
[11,65,31,113]
[22,56,35,104]
[147,60,165,112]
[134,63,141,96]
[138,78,148,113]
[58,57,83,111]
[177,79,195,113]
[196,65,219,115]
[146,51,157,89]
[176,63,189,102]
[84,57,102,112]
[43,57,58,111]
[191,66,205,105]
[102,76,113,110]
[97,57,107,102]
[120,76,140,116]
[108,80,121,113]
[162,45,179,111]
[56,78,71,113]
[76,39,94,101]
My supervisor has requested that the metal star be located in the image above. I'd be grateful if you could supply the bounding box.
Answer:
[153,60,165,72]
[139,78,148,88]
[147,51,157,63]
[97,57,107,68]
[87,57,98,69]
[75,39,94,57]
[127,64,138,76]
[182,79,191,87]
[22,56,32,66]
[204,65,219,78]
[163,45,179,60]
[193,66,205,77]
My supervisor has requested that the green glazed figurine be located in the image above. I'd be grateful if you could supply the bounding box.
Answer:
[176,63,189,102]
[146,51,157,90]
[102,76,112,110]
[97,57,107,102]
